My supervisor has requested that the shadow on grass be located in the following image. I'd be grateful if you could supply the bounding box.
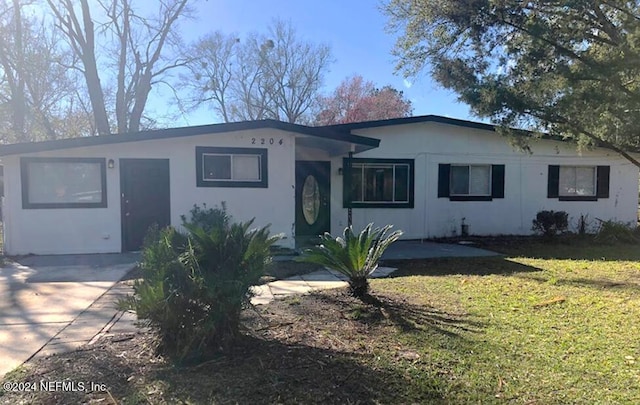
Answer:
[476,237,640,261]
[315,291,483,339]
[518,273,640,293]
[384,256,543,277]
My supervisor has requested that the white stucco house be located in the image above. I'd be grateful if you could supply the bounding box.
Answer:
[0,115,637,255]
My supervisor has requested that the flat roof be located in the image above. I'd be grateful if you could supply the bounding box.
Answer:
[0,119,380,157]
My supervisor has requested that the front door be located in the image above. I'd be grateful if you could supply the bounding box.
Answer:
[295,161,330,246]
[120,159,171,251]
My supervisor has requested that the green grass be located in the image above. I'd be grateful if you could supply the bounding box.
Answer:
[378,241,640,403]
[2,240,640,404]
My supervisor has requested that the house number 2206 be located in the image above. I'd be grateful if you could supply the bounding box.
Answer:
[251,138,283,145]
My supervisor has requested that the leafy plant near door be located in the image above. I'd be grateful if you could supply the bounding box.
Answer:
[120,204,281,364]
[299,223,402,299]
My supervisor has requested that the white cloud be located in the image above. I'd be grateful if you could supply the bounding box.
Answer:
[403,79,412,89]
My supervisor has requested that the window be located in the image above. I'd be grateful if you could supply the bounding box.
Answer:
[438,164,505,201]
[21,157,107,209]
[548,165,609,201]
[343,158,414,208]
[559,166,595,196]
[450,165,491,196]
[196,147,268,188]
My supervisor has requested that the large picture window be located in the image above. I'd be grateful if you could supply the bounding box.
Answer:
[21,157,107,209]
[548,165,609,201]
[196,147,268,188]
[344,158,414,208]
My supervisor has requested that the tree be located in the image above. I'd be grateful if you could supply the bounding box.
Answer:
[0,0,92,143]
[183,19,332,124]
[385,0,640,167]
[314,74,412,125]
[47,0,190,135]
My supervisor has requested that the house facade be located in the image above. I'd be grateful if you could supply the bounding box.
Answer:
[0,116,637,255]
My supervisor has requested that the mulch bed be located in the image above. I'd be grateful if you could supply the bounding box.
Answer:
[0,287,451,404]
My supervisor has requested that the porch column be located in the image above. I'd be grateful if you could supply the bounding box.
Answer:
[347,150,353,227]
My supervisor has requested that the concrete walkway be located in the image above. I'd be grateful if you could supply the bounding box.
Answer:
[0,254,138,378]
[382,240,500,260]
[250,266,398,305]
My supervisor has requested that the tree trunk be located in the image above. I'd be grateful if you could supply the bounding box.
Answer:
[78,0,111,136]
[12,0,26,138]
[348,276,370,299]
[115,0,130,134]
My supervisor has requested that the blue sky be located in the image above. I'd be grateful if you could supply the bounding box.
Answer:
[172,0,477,126]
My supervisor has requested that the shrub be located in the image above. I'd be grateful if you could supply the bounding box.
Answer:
[180,202,229,232]
[121,208,281,364]
[532,210,569,238]
[299,223,402,299]
[595,220,639,244]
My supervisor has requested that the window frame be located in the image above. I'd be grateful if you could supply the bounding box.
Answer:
[195,146,268,188]
[449,164,492,197]
[558,165,597,198]
[21,157,108,209]
[438,163,505,201]
[548,165,609,201]
[343,157,415,208]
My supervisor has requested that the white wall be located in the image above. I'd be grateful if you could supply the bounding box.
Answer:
[4,128,296,255]
[330,122,639,238]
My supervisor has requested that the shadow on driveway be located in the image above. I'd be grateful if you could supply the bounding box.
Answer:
[0,253,139,378]
[10,253,140,283]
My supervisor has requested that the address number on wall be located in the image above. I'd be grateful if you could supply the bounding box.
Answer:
[251,138,283,145]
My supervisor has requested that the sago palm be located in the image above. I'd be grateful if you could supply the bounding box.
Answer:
[300,223,402,299]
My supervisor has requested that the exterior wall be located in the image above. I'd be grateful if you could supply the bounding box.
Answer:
[330,122,639,238]
[3,128,296,255]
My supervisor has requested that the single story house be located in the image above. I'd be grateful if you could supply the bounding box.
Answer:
[0,115,637,255]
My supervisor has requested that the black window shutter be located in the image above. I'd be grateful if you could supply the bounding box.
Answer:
[438,164,450,198]
[548,165,560,198]
[491,164,505,198]
[596,166,610,198]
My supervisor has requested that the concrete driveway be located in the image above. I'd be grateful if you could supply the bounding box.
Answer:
[381,240,500,260]
[0,253,138,378]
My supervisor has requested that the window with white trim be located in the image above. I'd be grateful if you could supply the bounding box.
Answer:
[450,164,491,196]
[559,166,596,197]
[196,147,268,188]
[547,165,609,201]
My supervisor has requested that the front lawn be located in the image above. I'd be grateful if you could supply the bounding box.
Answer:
[1,240,639,404]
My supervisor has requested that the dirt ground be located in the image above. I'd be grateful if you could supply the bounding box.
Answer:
[0,285,457,404]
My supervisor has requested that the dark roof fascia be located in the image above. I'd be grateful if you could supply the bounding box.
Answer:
[325,115,498,132]
[0,119,379,157]
[326,114,587,146]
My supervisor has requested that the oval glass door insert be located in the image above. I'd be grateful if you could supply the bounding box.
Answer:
[302,175,320,225]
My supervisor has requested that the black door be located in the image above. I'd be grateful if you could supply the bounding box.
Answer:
[295,161,330,245]
[120,159,171,251]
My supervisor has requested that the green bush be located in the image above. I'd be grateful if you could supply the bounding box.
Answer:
[532,210,569,238]
[299,223,402,299]
[180,202,229,232]
[121,206,281,364]
[595,220,639,244]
